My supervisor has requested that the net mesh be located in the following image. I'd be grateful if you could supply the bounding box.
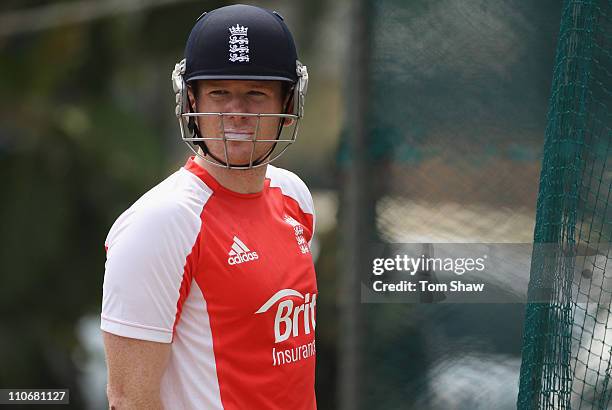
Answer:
[517,0,612,408]
[341,0,562,408]
[338,0,555,246]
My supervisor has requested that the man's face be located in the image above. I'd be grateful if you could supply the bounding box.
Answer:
[188,79,289,166]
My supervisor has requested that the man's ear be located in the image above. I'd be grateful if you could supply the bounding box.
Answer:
[282,92,295,127]
[187,84,197,111]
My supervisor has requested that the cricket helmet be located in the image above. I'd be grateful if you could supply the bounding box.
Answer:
[171,4,309,169]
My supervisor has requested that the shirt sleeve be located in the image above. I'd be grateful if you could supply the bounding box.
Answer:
[293,173,315,246]
[101,200,201,343]
[306,190,316,247]
[266,166,316,246]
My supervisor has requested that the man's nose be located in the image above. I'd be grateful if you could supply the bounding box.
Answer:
[223,96,251,124]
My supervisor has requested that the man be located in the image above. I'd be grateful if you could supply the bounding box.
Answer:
[101,4,316,409]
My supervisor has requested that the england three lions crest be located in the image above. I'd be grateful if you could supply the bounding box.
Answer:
[229,24,249,63]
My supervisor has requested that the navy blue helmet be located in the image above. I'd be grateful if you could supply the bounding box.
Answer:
[171,4,309,169]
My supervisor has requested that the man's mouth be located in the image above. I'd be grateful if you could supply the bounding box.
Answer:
[224,131,254,141]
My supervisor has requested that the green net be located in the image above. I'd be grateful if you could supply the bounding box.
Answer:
[341,0,562,408]
[517,0,612,409]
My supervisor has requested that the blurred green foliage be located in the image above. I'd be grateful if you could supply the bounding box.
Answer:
[0,1,341,408]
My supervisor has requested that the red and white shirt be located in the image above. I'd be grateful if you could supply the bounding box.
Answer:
[101,157,317,409]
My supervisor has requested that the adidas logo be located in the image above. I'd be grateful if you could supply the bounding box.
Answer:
[227,236,259,265]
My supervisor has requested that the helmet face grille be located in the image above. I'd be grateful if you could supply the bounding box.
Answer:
[172,58,308,169]
[179,112,300,169]
[184,4,298,84]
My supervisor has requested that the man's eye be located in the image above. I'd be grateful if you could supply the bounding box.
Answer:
[248,91,266,97]
[210,90,229,96]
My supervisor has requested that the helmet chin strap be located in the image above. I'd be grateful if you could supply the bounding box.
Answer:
[189,87,294,169]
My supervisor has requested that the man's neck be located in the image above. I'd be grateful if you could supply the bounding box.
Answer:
[194,154,267,194]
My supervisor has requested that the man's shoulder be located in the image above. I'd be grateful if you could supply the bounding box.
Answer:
[105,167,213,248]
[266,165,308,186]
[140,166,213,206]
[266,165,314,215]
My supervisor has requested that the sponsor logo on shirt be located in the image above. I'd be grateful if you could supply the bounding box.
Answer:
[256,289,317,366]
[227,236,259,265]
[255,289,316,343]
